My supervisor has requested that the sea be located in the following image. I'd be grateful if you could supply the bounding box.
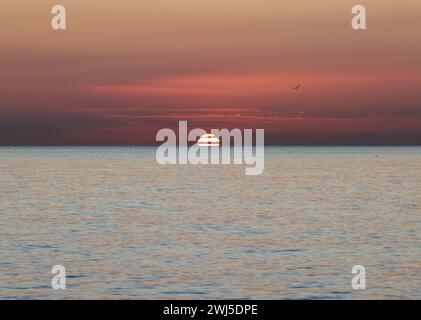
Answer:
[0,146,420,299]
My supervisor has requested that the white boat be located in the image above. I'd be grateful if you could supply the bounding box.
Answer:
[197,134,220,147]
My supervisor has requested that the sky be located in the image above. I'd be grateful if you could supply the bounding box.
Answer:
[1,0,421,145]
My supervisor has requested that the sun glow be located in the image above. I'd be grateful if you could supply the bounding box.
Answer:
[197,134,220,147]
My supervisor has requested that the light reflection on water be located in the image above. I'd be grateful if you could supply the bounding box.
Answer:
[0,146,420,299]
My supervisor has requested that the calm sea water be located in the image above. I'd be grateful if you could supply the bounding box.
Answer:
[0,146,420,299]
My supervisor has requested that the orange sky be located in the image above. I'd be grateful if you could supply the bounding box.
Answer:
[1,0,421,144]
